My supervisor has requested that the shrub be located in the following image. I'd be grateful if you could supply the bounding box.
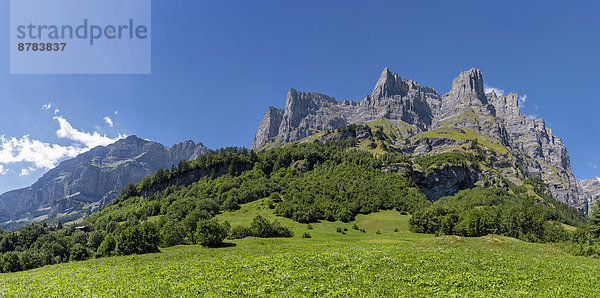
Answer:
[19,249,46,270]
[222,197,240,211]
[302,232,311,238]
[196,220,230,247]
[160,220,188,247]
[228,216,293,240]
[69,244,89,261]
[96,234,116,258]
[1,251,21,273]
[87,231,105,251]
[116,223,160,255]
[250,215,293,238]
[229,225,253,239]
[250,215,272,237]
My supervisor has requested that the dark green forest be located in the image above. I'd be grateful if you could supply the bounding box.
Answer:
[1,125,599,273]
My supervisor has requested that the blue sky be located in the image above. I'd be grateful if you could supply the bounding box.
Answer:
[1,0,599,193]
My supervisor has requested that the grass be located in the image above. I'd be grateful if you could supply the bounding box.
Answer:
[415,126,510,155]
[366,117,417,138]
[1,202,600,296]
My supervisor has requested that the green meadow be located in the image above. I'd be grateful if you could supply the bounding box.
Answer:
[1,200,599,297]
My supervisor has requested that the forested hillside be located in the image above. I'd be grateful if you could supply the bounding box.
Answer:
[0,124,598,273]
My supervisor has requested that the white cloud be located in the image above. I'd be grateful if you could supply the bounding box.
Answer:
[484,84,505,96]
[526,114,538,119]
[54,108,60,114]
[114,110,119,115]
[42,103,52,110]
[54,116,123,148]
[0,134,82,169]
[0,116,125,174]
[589,162,598,170]
[103,116,114,127]
[519,94,527,107]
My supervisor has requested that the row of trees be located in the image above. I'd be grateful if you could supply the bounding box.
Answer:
[409,187,569,242]
[0,214,282,273]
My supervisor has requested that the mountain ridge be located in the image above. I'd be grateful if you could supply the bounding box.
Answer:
[0,135,209,229]
[253,67,591,213]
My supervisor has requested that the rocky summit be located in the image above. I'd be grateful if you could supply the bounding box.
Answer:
[253,67,591,213]
[0,135,209,230]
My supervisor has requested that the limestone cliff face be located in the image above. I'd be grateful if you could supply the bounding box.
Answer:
[432,68,586,211]
[253,67,590,212]
[0,136,209,229]
[486,91,587,211]
[581,178,600,211]
[251,68,441,149]
[435,68,495,123]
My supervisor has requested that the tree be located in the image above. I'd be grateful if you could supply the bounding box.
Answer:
[96,234,116,258]
[160,220,187,247]
[87,231,106,251]
[196,220,229,247]
[1,252,21,272]
[250,215,273,237]
[69,244,89,261]
[115,223,160,255]
[588,202,600,238]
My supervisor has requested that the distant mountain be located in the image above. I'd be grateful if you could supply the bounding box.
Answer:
[0,135,209,230]
[253,67,590,213]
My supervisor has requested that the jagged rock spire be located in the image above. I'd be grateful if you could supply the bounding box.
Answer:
[371,67,409,98]
[448,67,487,105]
[436,68,494,122]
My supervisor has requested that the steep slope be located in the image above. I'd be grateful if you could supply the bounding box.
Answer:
[430,68,587,211]
[0,135,209,229]
[581,178,600,210]
[253,67,590,213]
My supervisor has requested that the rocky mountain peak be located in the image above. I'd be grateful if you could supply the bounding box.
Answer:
[252,66,590,213]
[450,68,486,102]
[487,92,520,121]
[285,89,337,110]
[371,67,411,98]
[169,139,210,161]
[0,137,210,230]
[434,68,496,125]
[123,134,143,142]
[252,67,442,149]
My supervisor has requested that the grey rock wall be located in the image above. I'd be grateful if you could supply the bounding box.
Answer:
[253,67,590,212]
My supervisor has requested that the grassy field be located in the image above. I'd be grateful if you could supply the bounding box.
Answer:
[1,200,599,296]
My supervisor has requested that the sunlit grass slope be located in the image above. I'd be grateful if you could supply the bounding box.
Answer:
[1,202,599,296]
